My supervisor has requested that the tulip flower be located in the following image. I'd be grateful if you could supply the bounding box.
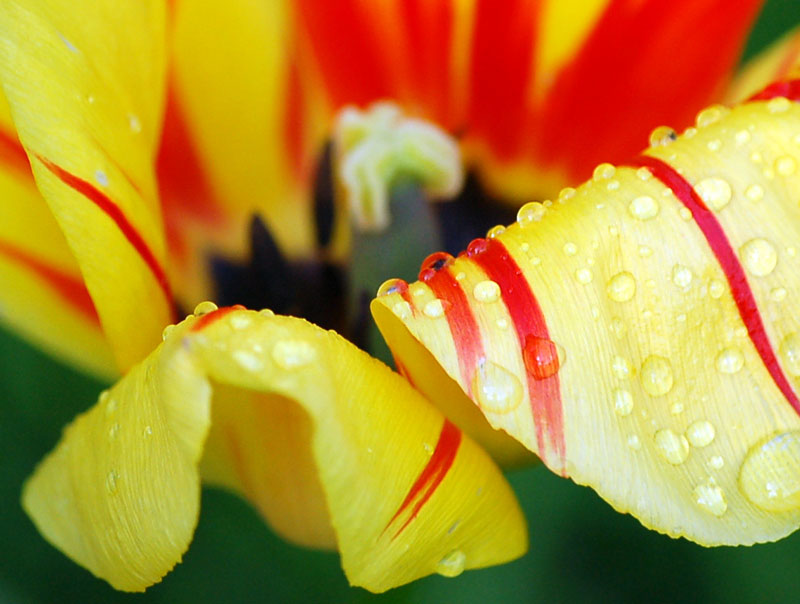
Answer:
[1,0,799,598]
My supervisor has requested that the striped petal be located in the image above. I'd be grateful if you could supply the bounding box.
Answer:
[25,306,526,592]
[726,24,800,103]
[373,81,800,545]
[295,0,762,201]
[0,0,173,371]
[163,0,323,304]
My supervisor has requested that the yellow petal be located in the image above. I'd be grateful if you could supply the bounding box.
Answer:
[373,87,800,545]
[26,305,527,592]
[0,94,114,377]
[168,0,320,267]
[726,25,800,103]
[0,0,172,371]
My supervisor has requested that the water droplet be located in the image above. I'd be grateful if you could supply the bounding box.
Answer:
[707,455,724,470]
[423,299,448,318]
[259,308,275,317]
[377,278,408,297]
[672,265,693,288]
[709,279,725,299]
[161,324,175,341]
[735,129,751,146]
[486,224,505,239]
[143,425,153,438]
[611,317,626,339]
[517,201,546,225]
[194,301,218,316]
[558,187,576,202]
[649,126,677,147]
[472,361,523,413]
[95,170,109,187]
[233,350,265,372]
[679,207,693,221]
[739,431,800,512]
[636,167,653,181]
[473,280,501,303]
[575,268,593,284]
[229,314,253,330]
[654,429,690,464]
[638,245,653,258]
[611,355,631,380]
[105,396,117,416]
[436,550,467,578]
[640,355,674,396]
[693,482,728,517]
[593,163,616,180]
[613,389,634,416]
[767,96,791,113]
[106,470,119,494]
[739,238,777,276]
[419,252,454,282]
[686,420,716,447]
[606,179,620,191]
[523,336,564,380]
[127,113,142,133]
[776,155,797,176]
[670,402,684,415]
[455,271,466,281]
[696,105,728,127]
[272,340,316,370]
[779,332,800,376]
[563,242,577,256]
[108,423,120,440]
[707,139,722,152]
[466,238,489,257]
[627,434,642,450]
[391,300,412,319]
[770,287,787,302]
[695,177,732,211]
[608,225,619,237]
[715,347,744,374]
[628,195,659,220]
[496,317,509,330]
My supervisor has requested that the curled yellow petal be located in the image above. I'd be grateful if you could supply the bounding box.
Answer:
[25,305,526,592]
[0,0,172,371]
[373,83,800,546]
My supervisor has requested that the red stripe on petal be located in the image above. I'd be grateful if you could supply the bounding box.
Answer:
[748,78,800,102]
[190,305,246,332]
[629,155,800,417]
[384,419,461,539]
[35,155,175,312]
[426,267,484,395]
[470,238,565,472]
[0,239,98,323]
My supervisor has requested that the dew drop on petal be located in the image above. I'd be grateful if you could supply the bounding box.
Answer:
[686,420,716,447]
[423,299,448,318]
[627,434,642,450]
[776,156,797,176]
[523,336,564,380]
[161,324,175,341]
[709,279,725,299]
[391,301,412,319]
[611,356,631,380]
[640,355,673,396]
[649,126,677,147]
[739,238,777,276]
[108,422,120,441]
[517,201,546,226]
[767,97,791,113]
[695,105,728,127]
[377,278,408,297]
[628,196,659,220]
[472,361,523,414]
[127,113,142,134]
[693,482,728,517]
[613,389,634,416]
[105,470,119,494]
[770,287,787,302]
[473,280,501,303]
[779,332,800,376]
[272,340,316,370]
[563,242,578,256]
[233,350,265,372]
[194,301,218,316]
[486,224,505,239]
[575,268,593,284]
[654,429,689,464]
[715,347,744,374]
[707,455,724,470]
[593,163,616,180]
[436,550,467,578]
[695,177,732,211]
[672,265,693,288]
[739,431,800,512]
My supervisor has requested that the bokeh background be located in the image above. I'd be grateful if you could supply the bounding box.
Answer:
[3,1,800,602]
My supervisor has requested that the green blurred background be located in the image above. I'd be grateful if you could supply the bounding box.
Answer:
[3,2,800,602]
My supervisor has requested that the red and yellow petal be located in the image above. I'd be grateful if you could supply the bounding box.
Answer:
[374,82,800,545]
[726,24,800,103]
[0,0,172,371]
[25,306,527,592]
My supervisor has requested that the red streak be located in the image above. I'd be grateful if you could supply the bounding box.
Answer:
[629,155,800,417]
[190,305,245,332]
[384,419,461,539]
[471,239,565,472]
[426,267,484,395]
[0,128,31,175]
[35,155,174,312]
[0,239,98,323]
[748,78,800,103]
